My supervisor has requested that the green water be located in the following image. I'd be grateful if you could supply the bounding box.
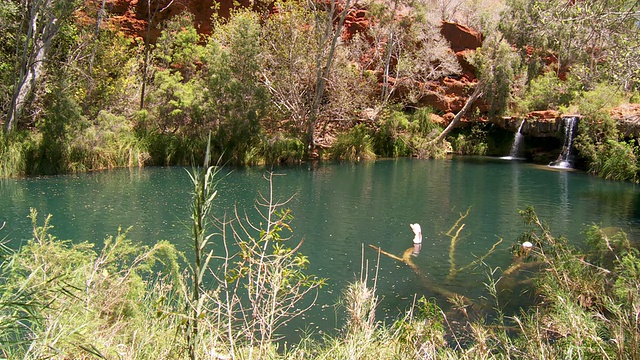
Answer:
[2,157,640,337]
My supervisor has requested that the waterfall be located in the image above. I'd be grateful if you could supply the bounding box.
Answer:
[501,120,526,160]
[549,116,578,169]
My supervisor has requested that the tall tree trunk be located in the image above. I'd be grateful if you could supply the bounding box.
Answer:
[139,0,175,110]
[88,0,107,77]
[430,85,483,144]
[306,0,352,151]
[5,0,67,133]
[381,0,399,102]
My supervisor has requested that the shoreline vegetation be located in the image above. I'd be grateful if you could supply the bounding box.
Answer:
[0,0,639,181]
[1,162,639,359]
[1,0,640,356]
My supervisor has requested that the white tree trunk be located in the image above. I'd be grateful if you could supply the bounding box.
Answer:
[5,0,59,133]
[430,85,483,144]
[307,0,353,150]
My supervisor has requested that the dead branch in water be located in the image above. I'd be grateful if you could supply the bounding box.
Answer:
[368,244,471,305]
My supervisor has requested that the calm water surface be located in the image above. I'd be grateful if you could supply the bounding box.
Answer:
[2,157,640,337]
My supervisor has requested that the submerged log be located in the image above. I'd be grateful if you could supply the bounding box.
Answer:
[368,244,472,305]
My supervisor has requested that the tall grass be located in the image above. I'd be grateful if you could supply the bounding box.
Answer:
[331,124,376,161]
[67,111,150,172]
[0,131,39,177]
[0,209,184,359]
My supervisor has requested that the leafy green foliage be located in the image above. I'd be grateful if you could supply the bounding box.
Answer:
[144,14,207,136]
[471,36,523,116]
[204,11,268,164]
[0,209,183,358]
[260,134,305,164]
[0,130,39,177]
[372,107,443,158]
[513,208,640,358]
[450,125,489,155]
[331,124,376,161]
[501,0,640,91]
[372,107,411,157]
[572,84,638,181]
[517,71,579,112]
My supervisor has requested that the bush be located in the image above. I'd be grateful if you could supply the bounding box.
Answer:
[372,108,412,157]
[590,139,638,182]
[572,84,639,181]
[449,125,489,155]
[517,71,579,112]
[260,134,305,164]
[67,111,150,171]
[0,210,183,358]
[0,131,39,177]
[372,107,443,158]
[331,124,376,161]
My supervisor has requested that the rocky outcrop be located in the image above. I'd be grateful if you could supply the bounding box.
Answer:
[494,105,640,139]
[492,111,565,137]
[440,21,482,80]
[93,0,488,121]
[612,104,640,137]
[96,0,251,41]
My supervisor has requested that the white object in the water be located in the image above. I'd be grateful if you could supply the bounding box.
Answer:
[522,241,533,249]
[410,223,422,244]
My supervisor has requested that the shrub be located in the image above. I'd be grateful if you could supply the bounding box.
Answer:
[590,139,638,182]
[449,125,489,155]
[331,124,376,161]
[260,134,305,164]
[0,209,183,358]
[67,111,150,171]
[518,71,578,112]
[372,112,411,157]
[0,131,39,177]
[372,107,444,158]
[409,107,441,137]
[571,84,638,181]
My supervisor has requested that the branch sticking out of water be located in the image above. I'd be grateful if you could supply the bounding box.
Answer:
[445,208,470,279]
[444,208,502,280]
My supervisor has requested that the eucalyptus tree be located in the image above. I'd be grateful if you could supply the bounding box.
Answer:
[431,35,522,143]
[4,0,79,133]
[204,11,268,164]
[143,14,207,135]
[306,0,355,151]
[261,0,356,153]
[0,2,20,123]
[500,0,640,91]
[140,0,176,110]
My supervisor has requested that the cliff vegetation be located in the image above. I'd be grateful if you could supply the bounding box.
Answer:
[0,0,639,180]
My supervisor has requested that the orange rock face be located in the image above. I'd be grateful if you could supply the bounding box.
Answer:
[96,0,250,41]
[440,21,483,53]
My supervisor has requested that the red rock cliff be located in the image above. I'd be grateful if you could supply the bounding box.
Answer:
[95,0,251,41]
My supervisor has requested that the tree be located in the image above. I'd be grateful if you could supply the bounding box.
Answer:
[0,2,20,121]
[144,14,206,134]
[431,35,521,143]
[204,11,268,163]
[500,0,640,91]
[139,0,176,110]
[305,0,355,151]
[4,0,79,133]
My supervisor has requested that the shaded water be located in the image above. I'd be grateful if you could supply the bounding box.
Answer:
[2,157,640,338]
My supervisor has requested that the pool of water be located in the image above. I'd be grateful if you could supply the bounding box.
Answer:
[2,156,639,339]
